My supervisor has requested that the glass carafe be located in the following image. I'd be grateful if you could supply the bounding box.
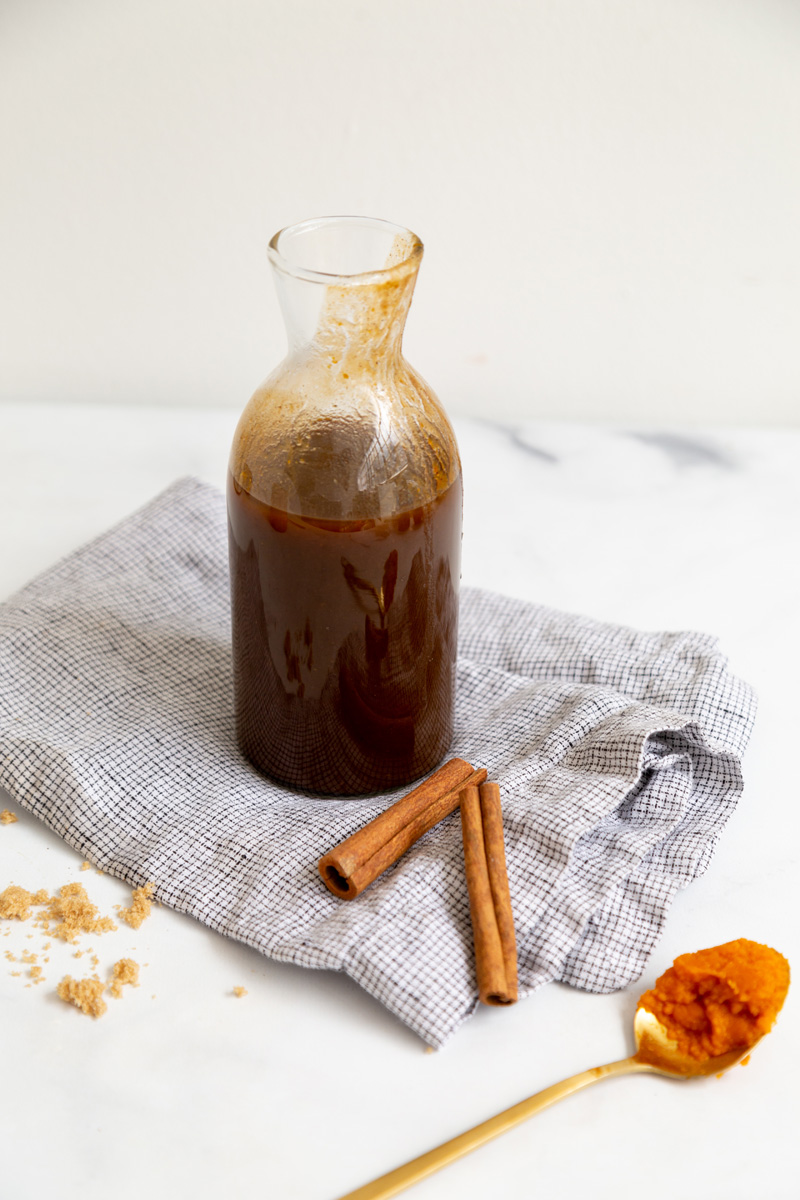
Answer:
[227,216,462,795]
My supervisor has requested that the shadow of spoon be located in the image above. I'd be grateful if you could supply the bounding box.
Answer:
[336,1006,763,1199]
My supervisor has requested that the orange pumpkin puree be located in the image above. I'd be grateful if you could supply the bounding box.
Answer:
[638,938,789,1060]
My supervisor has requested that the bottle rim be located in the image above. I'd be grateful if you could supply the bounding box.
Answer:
[268,215,423,285]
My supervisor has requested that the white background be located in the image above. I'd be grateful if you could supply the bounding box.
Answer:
[2,7,799,1197]
[2,0,799,426]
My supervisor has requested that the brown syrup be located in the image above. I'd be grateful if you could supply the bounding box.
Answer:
[227,473,462,795]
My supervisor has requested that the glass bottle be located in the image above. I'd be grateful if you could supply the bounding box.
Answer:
[227,216,462,795]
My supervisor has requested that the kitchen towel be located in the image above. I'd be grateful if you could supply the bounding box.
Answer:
[0,478,756,1046]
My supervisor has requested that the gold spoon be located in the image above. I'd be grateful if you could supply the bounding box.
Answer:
[336,1006,762,1200]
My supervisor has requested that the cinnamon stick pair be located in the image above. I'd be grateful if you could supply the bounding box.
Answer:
[317,758,518,1008]
[318,758,486,900]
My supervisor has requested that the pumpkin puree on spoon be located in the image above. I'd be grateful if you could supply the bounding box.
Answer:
[638,938,790,1061]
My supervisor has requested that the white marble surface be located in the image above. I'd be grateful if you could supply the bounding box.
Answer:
[1,399,798,1200]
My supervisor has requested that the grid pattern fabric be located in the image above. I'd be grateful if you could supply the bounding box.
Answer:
[0,478,756,1047]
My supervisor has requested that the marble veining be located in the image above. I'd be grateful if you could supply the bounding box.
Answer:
[627,430,737,470]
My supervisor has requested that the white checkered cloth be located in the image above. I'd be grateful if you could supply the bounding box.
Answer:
[0,478,756,1047]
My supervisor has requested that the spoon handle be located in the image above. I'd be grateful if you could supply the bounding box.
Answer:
[336,1055,651,1200]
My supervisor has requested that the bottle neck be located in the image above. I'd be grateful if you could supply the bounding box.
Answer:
[271,261,418,368]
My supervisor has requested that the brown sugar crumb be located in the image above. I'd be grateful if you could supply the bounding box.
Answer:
[0,809,18,824]
[0,885,34,921]
[30,965,43,983]
[10,970,21,977]
[39,883,117,943]
[116,882,155,930]
[31,889,49,905]
[57,975,107,1018]
[108,958,140,999]
[80,861,91,872]
[232,986,248,998]
[20,950,37,965]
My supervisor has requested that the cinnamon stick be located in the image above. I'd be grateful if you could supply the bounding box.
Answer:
[319,758,487,900]
[459,782,518,1006]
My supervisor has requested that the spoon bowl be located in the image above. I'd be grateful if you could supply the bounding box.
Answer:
[633,1005,763,1077]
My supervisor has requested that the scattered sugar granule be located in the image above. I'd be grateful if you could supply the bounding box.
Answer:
[116,882,155,930]
[0,886,34,921]
[57,975,107,1018]
[5,950,15,961]
[233,986,248,998]
[0,810,18,825]
[30,965,43,983]
[10,971,21,977]
[20,950,37,965]
[41,883,116,943]
[80,862,91,872]
[108,958,140,999]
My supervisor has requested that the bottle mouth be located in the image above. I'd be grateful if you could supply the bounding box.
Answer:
[268,216,423,285]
